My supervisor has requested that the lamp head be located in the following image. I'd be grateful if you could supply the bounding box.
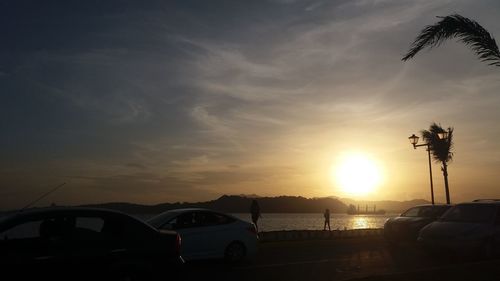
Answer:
[437,131,449,140]
[408,134,419,147]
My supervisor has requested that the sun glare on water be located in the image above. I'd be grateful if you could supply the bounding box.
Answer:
[332,152,382,196]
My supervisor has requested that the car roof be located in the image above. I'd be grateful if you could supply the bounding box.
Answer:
[0,207,133,226]
[458,200,500,205]
[411,204,451,208]
[164,208,218,213]
[7,206,127,215]
[152,208,238,220]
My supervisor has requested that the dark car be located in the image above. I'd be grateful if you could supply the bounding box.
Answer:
[0,207,183,280]
[384,204,451,245]
[418,200,500,258]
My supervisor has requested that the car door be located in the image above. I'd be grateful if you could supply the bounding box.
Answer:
[193,212,236,258]
[170,212,210,260]
[0,218,50,267]
[0,215,68,276]
[190,212,222,257]
[66,214,111,269]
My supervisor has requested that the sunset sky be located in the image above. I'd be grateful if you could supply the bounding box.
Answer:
[2,0,500,210]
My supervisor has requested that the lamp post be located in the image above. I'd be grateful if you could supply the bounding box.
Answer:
[408,134,434,205]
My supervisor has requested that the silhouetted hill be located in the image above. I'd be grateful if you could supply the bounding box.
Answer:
[80,195,348,215]
[1,196,432,217]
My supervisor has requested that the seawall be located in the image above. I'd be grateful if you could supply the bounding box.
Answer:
[258,228,383,242]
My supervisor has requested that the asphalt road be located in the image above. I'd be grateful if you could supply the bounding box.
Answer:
[178,237,410,281]
[176,237,500,281]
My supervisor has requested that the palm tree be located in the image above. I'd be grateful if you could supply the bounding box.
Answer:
[421,123,454,204]
[402,14,500,67]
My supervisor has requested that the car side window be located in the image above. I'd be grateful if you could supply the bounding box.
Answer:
[431,206,450,218]
[193,212,218,227]
[418,207,433,217]
[72,216,106,240]
[402,207,420,217]
[192,212,233,227]
[172,213,195,229]
[215,213,235,224]
[167,212,234,229]
[0,220,43,240]
[76,217,104,232]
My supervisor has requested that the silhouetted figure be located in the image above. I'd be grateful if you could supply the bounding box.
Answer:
[250,199,262,232]
[323,209,331,231]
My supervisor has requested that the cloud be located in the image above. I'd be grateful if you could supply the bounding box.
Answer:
[3,0,500,208]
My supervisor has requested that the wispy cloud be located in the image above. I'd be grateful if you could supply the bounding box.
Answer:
[3,0,500,208]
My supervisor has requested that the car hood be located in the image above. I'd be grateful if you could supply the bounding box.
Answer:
[420,221,490,240]
[386,216,432,225]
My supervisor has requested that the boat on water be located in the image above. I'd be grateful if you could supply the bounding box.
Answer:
[346,204,386,215]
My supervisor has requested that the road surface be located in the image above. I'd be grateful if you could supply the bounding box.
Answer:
[176,236,500,281]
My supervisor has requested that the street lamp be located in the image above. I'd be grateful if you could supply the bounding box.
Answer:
[437,131,449,140]
[408,134,435,205]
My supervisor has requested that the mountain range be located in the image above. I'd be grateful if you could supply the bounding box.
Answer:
[78,195,429,215]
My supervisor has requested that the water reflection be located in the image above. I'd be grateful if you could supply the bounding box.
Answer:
[351,216,369,229]
[230,213,395,231]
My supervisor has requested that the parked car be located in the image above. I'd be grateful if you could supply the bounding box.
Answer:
[147,208,258,262]
[0,207,183,280]
[418,200,500,258]
[384,204,451,244]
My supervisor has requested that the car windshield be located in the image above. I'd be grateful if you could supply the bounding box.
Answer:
[428,206,451,217]
[440,204,496,223]
[147,211,180,228]
[401,206,451,218]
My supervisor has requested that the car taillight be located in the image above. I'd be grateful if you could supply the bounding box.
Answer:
[175,233,182,255]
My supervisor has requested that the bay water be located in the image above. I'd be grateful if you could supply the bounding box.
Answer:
[231,213,396,232]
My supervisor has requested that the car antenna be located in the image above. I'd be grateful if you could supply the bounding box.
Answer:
[20,182,67,211]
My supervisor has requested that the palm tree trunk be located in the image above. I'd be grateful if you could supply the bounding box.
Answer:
[442,162,450,204]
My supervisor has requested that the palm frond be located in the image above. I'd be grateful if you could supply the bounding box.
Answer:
[402,14,500,67]
[421,123,454,164]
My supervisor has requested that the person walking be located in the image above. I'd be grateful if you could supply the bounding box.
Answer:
[250,199,262,232]
[323,208,331,231]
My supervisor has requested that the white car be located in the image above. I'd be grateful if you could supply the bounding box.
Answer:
[147,208,258,262]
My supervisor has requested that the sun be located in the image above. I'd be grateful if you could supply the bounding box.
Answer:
[332,153,382,196]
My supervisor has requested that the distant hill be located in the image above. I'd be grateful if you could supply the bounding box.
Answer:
[0,195,432,217]
[80,195,348,215]
[79,196,430,215]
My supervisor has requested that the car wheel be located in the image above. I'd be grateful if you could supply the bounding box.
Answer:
[224,241,246,263]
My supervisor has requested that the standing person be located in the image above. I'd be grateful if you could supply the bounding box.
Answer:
[250,199,262,232]
[323,208,331,231]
